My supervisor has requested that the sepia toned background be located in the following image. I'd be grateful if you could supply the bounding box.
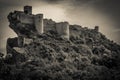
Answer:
[0,0,120,53]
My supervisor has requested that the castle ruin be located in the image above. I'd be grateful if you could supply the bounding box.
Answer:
[8,6,44,35]
[7,6,70,54]
[7,6,99,54]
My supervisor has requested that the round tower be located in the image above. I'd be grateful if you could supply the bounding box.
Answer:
[34,14,44,34]
[56,22,69,40]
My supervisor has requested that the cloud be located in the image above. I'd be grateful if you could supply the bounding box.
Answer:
[42,0,62,3]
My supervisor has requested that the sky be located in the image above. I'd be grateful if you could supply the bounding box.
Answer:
[0,0,120,53]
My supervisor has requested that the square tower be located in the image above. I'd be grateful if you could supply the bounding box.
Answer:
[94,26,99,32]
[24,6,32,15]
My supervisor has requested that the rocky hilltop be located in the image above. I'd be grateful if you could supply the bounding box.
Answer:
[0,6,120,80]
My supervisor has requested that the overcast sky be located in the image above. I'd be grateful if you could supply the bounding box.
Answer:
[0,0,120,53]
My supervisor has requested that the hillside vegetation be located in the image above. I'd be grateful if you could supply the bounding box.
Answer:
[0,22,120,80]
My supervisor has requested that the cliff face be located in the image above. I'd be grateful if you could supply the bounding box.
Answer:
[1,19,120,80]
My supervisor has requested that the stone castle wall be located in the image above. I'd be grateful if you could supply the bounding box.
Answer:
[44,19,56,32]
[43,19,69,39]
[7,6,70,54]
[18,12,34,24]
[8,6,44,35]
[7,6,100,54]
[56,22,69,39]
[8,6,70,39]
[34,14,44,34]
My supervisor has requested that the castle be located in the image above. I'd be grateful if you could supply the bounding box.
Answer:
[7,6,70,53]
[7,6,99,54]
